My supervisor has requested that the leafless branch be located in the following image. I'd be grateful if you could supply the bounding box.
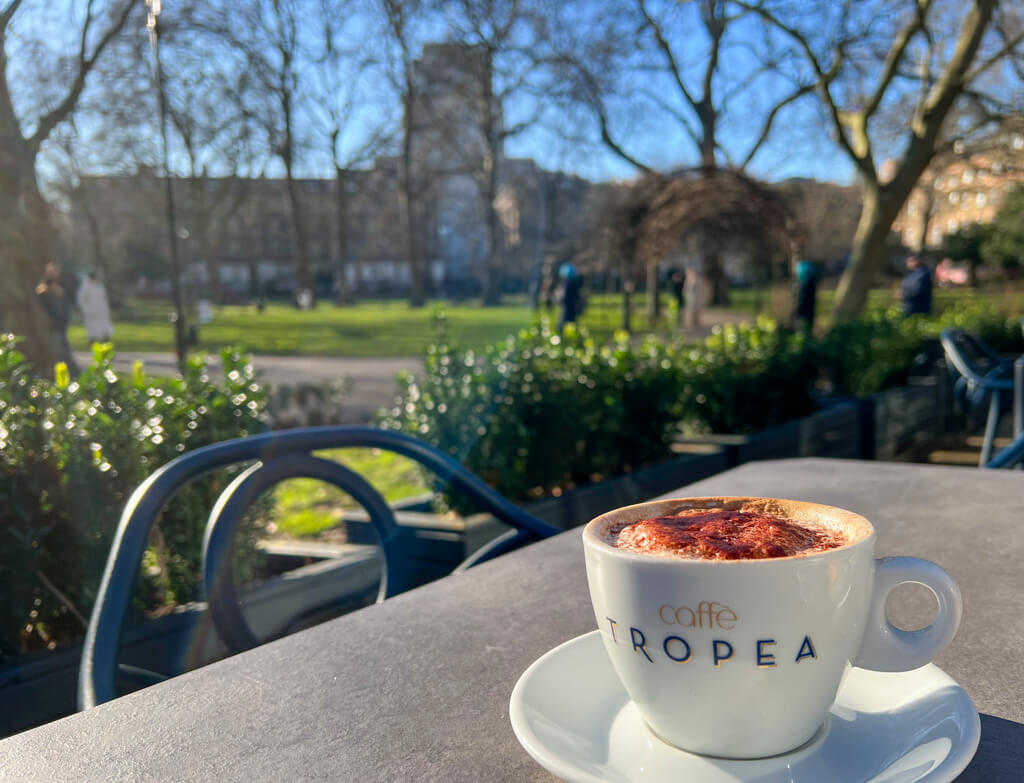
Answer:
[29,0,137,153]
[0,0,25,30]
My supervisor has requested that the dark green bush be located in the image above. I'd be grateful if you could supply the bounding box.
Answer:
[381,318,817,506]
[815,303,1024,397]
[679,319,818,434]
[382,322,688,506]
[0,338,267,662]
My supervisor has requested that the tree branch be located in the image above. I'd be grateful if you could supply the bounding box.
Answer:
[862,0,932,119]
[28,0,137,152]
[637,0,698,111]
[735,1,871,181]
[740,82,815,169]
[0,0,25,30]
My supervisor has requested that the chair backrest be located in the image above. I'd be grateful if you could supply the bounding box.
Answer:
[940,328,1007,387]
[79,426,558,710]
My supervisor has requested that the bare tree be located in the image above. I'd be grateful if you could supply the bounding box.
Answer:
[741,0,1024,317]
[308,0,393,305]
[0,0,138,370]
[207,0,317,302]
[550,0,815,307]
[160,28,263,304]
[379,0,430,307]
[440,0,550,305]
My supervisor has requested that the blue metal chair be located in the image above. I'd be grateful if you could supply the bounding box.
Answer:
[985,433,1024,468]
[940,329,1015,466]
[79,426,559,709]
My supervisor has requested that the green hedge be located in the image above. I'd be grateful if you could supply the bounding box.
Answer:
[381,318,818,507]
[383,304,1023,507]
[0,339,267,662]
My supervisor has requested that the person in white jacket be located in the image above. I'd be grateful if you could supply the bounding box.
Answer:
[77,269,114,343]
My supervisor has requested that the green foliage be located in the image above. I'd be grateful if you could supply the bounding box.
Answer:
[983,185,1024,270]
[815,302,1024,396]
[941,223,991,278]
[678,319,818,434]
[0,338,267,662]
[381,318,816,506]
[382,322,690,507]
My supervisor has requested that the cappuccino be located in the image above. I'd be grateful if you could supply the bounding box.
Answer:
[604,508,848,560]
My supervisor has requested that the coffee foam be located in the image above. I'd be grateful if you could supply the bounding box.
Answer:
[590,497,872,560]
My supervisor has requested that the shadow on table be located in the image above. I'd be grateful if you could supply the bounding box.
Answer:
[956,714,1024,781]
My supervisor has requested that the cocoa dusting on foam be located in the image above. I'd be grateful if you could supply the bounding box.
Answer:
[605,509,846,560]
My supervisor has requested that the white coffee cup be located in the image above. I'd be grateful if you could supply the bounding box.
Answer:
[582,497,962,758]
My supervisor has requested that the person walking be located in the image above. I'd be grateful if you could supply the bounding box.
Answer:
[792,259,819,336]
[900,254,933,316]
[36,263,79,373]
[670,269,686,327]
[558,263,583,331]
[76,269,114,343]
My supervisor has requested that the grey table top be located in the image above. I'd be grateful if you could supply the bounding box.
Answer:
[2,458,1022,782]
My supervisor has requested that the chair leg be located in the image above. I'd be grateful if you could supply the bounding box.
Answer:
[980,393,1000,467]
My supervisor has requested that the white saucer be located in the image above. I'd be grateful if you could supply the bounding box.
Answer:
[510,631,980,783]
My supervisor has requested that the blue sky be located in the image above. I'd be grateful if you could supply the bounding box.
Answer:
[13,0,865,190]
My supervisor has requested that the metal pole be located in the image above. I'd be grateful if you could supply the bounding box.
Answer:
[147,1,187,368]
[1014,357,1024,470]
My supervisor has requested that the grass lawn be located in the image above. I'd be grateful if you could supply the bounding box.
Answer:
[67,295,721,357]
[69,283,1024,358]
[267,448,430,539]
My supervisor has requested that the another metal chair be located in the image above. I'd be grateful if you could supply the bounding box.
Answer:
[79,426,559,710]
[940,329,1015,466]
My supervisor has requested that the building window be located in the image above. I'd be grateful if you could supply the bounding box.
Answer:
[949,192,960,204]
[907,203,918,217]
[962,169,974,184]
[1013,134,1024,150]
[946,218,958,233]
[976,192,987,206]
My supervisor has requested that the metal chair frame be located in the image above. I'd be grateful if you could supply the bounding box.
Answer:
[79,426,558,710]
[940,329,1015,466]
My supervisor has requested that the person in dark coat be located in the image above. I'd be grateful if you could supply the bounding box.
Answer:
[900,255,933,316]
[792,259,819,336]
[36,262,79,374]
[558,263,583,330]
[670,268,686,326]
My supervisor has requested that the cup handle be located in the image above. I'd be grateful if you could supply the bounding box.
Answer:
[854,556,962,672]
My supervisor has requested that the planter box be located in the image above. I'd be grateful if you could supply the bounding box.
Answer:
[869,380,942,461]
[0,553,380,739]
[675,402,863,468]
[520,450,730,531]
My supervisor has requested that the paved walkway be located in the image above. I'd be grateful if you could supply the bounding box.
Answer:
[75,352,422,424]
[73,308,756,424]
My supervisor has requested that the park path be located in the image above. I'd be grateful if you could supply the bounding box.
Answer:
[73,308,754,424]
[74,351,422,424]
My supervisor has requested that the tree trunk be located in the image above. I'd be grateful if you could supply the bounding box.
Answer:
[334,166,352,305]
[704,248,729,305]
[480,161,503,306]
[197,233,223,304]
[645,259,660,322]
[0,124,59,371]
[832,185,903,319]
[621,265,633,333]
[283,164,313,300]
[402,88,426,307]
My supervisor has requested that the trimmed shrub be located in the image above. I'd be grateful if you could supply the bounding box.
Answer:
[381,318,817,506]
[0,339,267,662]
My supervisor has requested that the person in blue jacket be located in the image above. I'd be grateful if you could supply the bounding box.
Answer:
[900,255,933,316]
